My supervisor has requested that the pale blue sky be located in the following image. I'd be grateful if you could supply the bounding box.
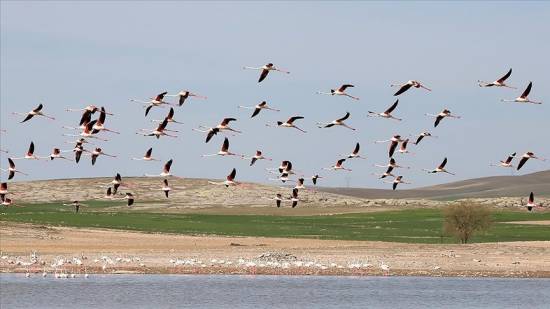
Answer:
[1,1,549,188]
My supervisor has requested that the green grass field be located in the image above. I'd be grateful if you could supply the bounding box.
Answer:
[1,201,549,244]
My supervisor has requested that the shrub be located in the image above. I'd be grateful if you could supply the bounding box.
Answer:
[443,203,493,244]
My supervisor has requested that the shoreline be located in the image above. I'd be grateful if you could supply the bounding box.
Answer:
[2,267,549,279]
[2,222,549,279]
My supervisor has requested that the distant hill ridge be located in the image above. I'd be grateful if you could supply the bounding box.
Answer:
[317,170,550,200]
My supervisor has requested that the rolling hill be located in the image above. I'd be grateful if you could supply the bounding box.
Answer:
[318,170,550,200]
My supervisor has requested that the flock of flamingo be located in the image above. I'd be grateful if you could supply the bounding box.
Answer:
[0,65,546,211]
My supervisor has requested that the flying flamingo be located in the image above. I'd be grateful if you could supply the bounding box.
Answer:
[63,201,85,213]
[274,160,299,175]
[311,174,323,185]
[426,109,461,127]
[1,158,28,180]
[267,116,307,133]
[161,179,171,198]
[294,178,306,190]
[92,107,120,134]
[1,197,15,207]
[49,148,72,161]
[375,135,404,158]
[412,131,437,145]
[89,147,117,165]
[124,193,135,206]
[324,159,352,171]
[374,158,410,170]
[0,182,8,201]
[246,150,272,166]
[103,187,114,199]
[238,101,280,118]
[490,152,516,168]
[316,84,359,100]
[317,112,356,130]
[243,63,290,83]
[264,193,285,208]
[130,91,172,116]
[289,188,299,208]
[391,80,431,96]
[208,168,240,187]
[13,104,55,123]
[132,148,160,161]
[501,82,542,104]
[196,118,241,138]
[268,172,293,183]
[273,193,283,208]
[522,192,543,212]
[372,165,396,179]
[62,109,93,131]
[105,173,129,194]
[342,143,366,159]
[192,127,220,143]
[152,108,183,124]
[267,160,295,176]
[12,141,44,160]
[367,100,402,121]
[423,157,455,175]
[66,105,113,115]
[63,120,109,141]
[138,118,178,139]
[385,175,411,190]
[166,90,207,106]
[214,118,241,133]
[478,68,515,88]
[397,139,412,155]
[202,137,244,158]
[145,159,175,177]
[517,152,546,171]
[72,142,89,164]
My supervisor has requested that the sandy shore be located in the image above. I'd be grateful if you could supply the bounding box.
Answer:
[1,223,549,278]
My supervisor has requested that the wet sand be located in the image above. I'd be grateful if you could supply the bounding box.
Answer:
[1,223,549,278]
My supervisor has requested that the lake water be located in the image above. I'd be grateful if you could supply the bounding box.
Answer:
[1,274,549,308]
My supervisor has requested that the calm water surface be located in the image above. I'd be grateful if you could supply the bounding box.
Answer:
[1,274,549,308]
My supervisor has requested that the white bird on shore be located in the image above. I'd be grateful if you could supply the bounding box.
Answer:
[379,261,390,276]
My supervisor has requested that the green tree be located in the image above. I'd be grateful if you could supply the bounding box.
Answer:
[443,203,493,244]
